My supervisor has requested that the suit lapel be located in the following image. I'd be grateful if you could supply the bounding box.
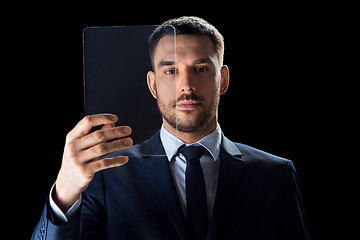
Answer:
[207,135,245,240]
[139,131,245,240]
[141,132,190,240]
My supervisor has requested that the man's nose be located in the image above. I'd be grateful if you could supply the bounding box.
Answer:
[177,68,196,93]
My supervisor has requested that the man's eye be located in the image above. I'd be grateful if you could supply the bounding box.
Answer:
[165,69,177,75]
[195,67,208,72]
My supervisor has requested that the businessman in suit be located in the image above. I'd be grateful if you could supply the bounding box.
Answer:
[32,16,309,239]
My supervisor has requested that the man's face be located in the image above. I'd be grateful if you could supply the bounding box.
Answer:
[147,34,228,133]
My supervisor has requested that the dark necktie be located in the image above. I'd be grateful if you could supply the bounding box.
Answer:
[178,145,208,240]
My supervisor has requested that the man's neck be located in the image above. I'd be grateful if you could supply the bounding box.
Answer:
[163,118,218,144]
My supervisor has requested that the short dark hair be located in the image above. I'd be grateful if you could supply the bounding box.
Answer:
[148,16,224,69]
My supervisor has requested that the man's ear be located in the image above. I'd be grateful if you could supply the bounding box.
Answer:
[220,65,230,95]
[147,71,157,99]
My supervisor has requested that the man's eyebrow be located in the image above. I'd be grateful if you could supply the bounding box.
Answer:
[158,60,175,68]
[157,57,213,68]
[193,57,213,65]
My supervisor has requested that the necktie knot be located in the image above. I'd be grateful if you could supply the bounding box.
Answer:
[178,145,206,162]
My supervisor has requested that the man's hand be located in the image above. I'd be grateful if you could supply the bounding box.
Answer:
[53,114,133,213]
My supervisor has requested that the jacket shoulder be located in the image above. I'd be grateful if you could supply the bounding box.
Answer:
[232,141,292,167]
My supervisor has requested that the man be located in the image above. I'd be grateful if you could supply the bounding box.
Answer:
[32,16,309,239]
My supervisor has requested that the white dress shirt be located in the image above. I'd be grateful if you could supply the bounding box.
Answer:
[49,124,222,222]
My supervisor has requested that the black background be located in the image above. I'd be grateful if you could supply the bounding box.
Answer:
[6,3,350,239]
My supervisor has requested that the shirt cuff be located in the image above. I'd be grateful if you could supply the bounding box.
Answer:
[49,183,82,223]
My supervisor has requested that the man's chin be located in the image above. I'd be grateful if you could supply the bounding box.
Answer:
[163,114,204,134]
[160,102,217,134]
[175,124,200,133]
[175,115,214,133]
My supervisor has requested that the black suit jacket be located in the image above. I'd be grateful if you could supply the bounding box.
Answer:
[32,131,309,239]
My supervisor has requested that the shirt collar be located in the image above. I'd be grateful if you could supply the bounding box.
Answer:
[160,124,222,162]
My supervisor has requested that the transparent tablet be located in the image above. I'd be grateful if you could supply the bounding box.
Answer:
[83,25,176,156]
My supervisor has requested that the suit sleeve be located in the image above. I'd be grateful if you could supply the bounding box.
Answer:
[31,198,81,240]
[279,160,310,240]
[31,172,106,240]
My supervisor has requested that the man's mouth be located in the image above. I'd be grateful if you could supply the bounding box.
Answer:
[176,100,201,110]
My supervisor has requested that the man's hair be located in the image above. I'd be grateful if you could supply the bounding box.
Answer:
[148,16,224,69]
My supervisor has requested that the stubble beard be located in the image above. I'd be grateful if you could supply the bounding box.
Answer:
[157,91,220,133]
